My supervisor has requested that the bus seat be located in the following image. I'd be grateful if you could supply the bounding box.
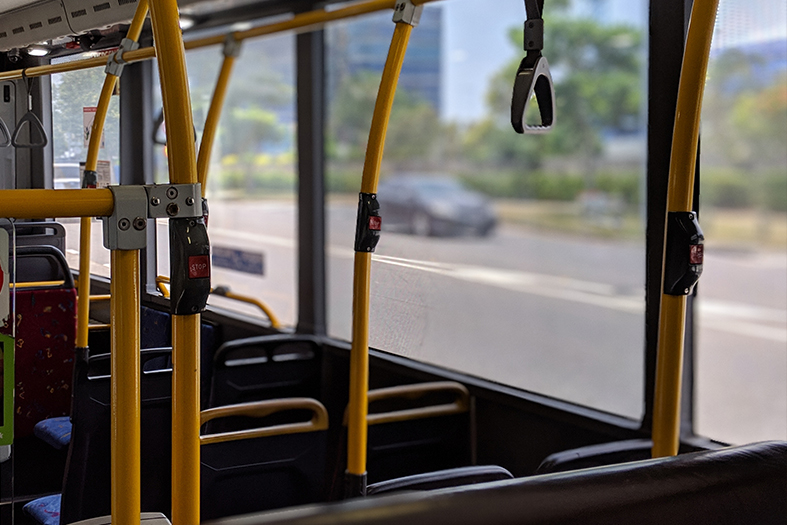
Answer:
[33,416,72,450]
[1,220,67,255]
[211,441,787,525]
[364,382,472,484]
[208,334,322,411]
[0,246,76,438]
[536,438,653,474]
[23,493,62,525]
[56,347,174,525]
[366,465,513,495]
[200,398,329,520]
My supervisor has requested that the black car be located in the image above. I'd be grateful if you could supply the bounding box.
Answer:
[377,175,497,237]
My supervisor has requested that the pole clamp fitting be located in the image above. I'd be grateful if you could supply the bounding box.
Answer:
[105,38,140,77]
[663,211,704,296]
[354,192,382,253]
[102,185,149,250]
[144,183,203,219]
[392,0,424,27]
[223,34,242,58]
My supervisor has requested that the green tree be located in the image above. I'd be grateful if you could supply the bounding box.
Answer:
[469,5,643,176]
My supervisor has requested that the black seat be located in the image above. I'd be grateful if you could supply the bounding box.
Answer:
[536,438,653,474]
[59,347,174,524]
[200,398,330,520]
[208,334,323,411]
[204,441,787,525]
[366,465,513,495]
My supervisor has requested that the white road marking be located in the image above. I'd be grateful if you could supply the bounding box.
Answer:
[207,230,787,343]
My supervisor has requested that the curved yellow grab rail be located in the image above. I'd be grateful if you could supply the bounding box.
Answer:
[200,398,328,445]
[343,381,470,426]
[652,0,720,458]
[0,0,447,84]
[77,0,149,353]
[157,276,281,328]
[346,3,419,497]
[196,37,240,198]
[148,0,201,522]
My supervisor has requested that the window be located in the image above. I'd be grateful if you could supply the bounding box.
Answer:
[695,0,787,443]
[326,0,649,419]
[52,55,120,277]
[153,34,298,326]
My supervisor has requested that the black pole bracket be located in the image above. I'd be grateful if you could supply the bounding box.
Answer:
[354,192,381,253]
[663,211,704,296]
[169,216,211,315]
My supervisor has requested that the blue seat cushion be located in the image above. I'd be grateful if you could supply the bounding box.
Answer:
[24,494,61,525]
[34,417,72,450]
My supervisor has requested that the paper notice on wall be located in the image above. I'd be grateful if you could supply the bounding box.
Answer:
[83,107,105,149]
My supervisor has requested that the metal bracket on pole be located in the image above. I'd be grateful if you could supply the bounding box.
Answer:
[102,185,149,250]
[392,0,424,26]
[102,184,203,250]
[223,35,241,58]
[105,38,141,77]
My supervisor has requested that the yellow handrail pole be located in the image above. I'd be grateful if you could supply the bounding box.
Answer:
[148,0,201,522]
[0,0,450,84]
[346,15,414,497]
[652,0,719,458]
[109,249,141,525]
[196,39,239,197]
[0,189,114,217]
[77,0,149,351]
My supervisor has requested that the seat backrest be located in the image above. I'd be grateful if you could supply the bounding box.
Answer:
[208,441,787,525]
[60,348,174,525]
[536,438,653,474]
[1,221,67,255]
[366,465,513,495]
[1,246,76,437]
[200,398,329,521]
[363,382,472,484]
[208,334,322,410]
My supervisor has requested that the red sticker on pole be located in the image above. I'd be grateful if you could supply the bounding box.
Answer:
[689,244,704,265]
[368,216,382,231]
[188,255,210,279]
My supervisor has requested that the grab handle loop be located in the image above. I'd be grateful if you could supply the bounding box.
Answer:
[12,73,48,148]
[0,117,10,147]
[511,54,555,134]
[511,0,556,134]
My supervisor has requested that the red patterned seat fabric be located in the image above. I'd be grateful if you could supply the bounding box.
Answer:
[1,287,77,438]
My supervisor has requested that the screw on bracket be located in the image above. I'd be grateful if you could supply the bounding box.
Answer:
[186,197,195,206]
[133,217,147,231]
[166,203,180,217]
[151,197,161,206]
[118,218,131,231]
[166,187,179,200]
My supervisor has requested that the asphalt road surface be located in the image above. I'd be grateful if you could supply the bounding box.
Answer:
[60,199,786,444]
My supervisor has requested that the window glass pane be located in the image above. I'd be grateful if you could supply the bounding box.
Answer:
[52,54,119,276]
[696,0,787,443]
[153,35,297,326]
[326,0,648,418]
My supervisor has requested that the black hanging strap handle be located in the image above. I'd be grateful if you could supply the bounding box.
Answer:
[511,0,556,134]
[12,72,48,148]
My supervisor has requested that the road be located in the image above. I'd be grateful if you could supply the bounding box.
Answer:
[61,199,786,444]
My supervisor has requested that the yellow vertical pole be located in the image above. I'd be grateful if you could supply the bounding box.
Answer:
[652,0,719,458]
[110,249,141,525]
[147,0,201,522]
[346,19,413,495]
[76,0,149,350]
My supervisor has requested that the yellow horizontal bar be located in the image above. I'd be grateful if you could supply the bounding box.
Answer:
[91,294,112,302]
[200,398,328,445]
[0,189,114,219]
[89,323,112,330]
[10,280,66,289]
[0,0,446,83]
